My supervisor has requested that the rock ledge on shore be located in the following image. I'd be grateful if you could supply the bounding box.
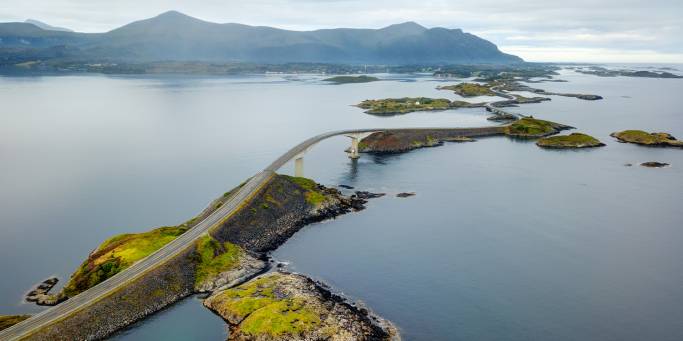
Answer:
[204,272,398,341]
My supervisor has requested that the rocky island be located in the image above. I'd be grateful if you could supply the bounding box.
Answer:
[536,133,605,149]
[611,130,683,148]
[204,272,397,340]
[503,117,573,138]
[437,82,496,97]
[323,75,380,84]
[641,162,670,168]
[356,97,483,115]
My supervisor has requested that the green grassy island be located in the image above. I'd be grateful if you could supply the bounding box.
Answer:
[437,82,496,97]
[611,130,683,147]
[323,75,379,84]
[503,117,572,138]
[356,97,479,115]
[536,133,605,149]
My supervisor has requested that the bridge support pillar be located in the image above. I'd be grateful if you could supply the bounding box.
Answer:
[349,137,360,159]
[294,156,304,177]
[345,132,377,159]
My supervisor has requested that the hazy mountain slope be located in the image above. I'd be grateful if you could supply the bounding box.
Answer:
[25,19,73,32]
[0,10,522,64]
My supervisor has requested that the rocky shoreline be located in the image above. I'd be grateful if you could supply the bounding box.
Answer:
[204,272,399,341]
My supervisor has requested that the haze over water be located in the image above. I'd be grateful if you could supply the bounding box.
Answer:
[1,68,682,340]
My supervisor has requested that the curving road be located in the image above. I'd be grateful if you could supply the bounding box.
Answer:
[0,126,499,341]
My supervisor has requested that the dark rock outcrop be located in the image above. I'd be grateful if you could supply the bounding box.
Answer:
[211,175,371,253]
[641,162,669,168]
[396,192,416,198]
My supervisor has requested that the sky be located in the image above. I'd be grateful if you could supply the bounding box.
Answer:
[1,0,682,63]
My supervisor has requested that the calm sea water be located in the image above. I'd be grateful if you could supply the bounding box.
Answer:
[1,68,682,340]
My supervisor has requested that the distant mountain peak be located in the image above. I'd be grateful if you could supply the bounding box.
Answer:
[24,19,72,32]
[155,10,191,19]
[381,21,427,33]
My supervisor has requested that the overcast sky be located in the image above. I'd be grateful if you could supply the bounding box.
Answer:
[1,0,682,63]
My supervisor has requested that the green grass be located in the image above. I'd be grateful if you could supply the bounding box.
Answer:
[537,133,604,148]
[211,274,321,337]
[61,226,187,298]
[0,315,31,331]
[282,175,328,206]
[323,75,379,84]
[504,117,558,137]
[240,298,320,337]
[194,235,243,286]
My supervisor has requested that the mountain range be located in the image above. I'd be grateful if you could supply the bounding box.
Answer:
[0,11,522,65]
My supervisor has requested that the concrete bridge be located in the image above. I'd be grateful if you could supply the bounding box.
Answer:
[0,126,501,341]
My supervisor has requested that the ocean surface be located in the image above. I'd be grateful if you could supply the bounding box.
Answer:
[1,67,682,340]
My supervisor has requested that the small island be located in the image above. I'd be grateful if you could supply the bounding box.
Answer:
[503,117,573,138]
[437,82,496,97]
[536,133,605,149]
[611,130,683,148]
[356,97,482,115]
[641,162,670,168]
[323,75,380,84]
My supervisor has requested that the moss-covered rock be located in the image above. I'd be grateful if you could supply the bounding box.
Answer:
[611,130,683,148]
[204,272,398,341]
[0,315,30,331]
[536,133,605,149]
[438,82,496,97]
[503,117,572,138]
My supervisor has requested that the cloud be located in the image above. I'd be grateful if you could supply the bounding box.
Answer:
[0,0,681,62]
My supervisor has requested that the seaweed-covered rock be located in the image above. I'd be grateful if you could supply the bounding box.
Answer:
[536,133,605,149]
[611,130,683,148]
[204,272,398,341]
